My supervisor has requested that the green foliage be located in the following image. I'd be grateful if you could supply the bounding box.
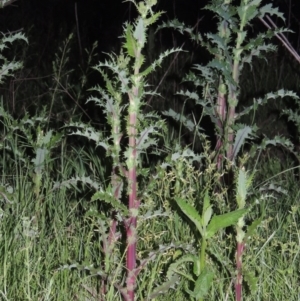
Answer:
[158,0,295,166]
[206,208,248,239]
[189,268,214,299]
[0,32,26,89]
[175,195,247,239]
[0,0,299,300]
[67,1,184,299]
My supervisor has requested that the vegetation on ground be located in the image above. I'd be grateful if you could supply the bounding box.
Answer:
[0,0,299,300]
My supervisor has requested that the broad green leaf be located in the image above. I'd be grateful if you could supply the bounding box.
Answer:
[175,197,203,236]
[202,189,210,212]
[202,190,212,227]
[187,269,214,299]
[203,205,213,228]
[236,167,248,209]
[206,209,248,239]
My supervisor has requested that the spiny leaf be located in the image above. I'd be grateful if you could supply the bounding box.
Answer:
[245,214,264,241]
[139,47,182,77]
[69,126,101,144]
[162,108,200,132]
[237,0,261,25]
[99,70,119,99]
[241,43,276,66]
[206,33,228,52]
[147,275,180,300]
[257,135,294,153]
[171,148,204,165]
[58,262,106,277]
[205,3,237,24]
[136,126,158,153]
[142,208,170,220]
[124,23,137,57]
[67,122,110,150]
[0,32,28,46]
[144,11,164,27]
[238,89,299,120]
[244,270,258,293]
[166,254,200,280]
[258,183,287,195]
[156,18,194,35]
[232,125,252,161]
[259,3,285,20]
[0,61,23,84]
[53,176,101,191]
[92,190,128,215]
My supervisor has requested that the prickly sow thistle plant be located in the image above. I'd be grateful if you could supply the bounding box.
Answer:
[158,0,297,300]
[0,32,27,84]
[158,0,296,168]
[67,1,183,300]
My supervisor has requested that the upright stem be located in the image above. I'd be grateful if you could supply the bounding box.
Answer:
[126,46,142,300]
[198,237,207,301]
[235,240,245,301]
[126,133,138,300]
[199,237,207,273]
[215,81,227,171]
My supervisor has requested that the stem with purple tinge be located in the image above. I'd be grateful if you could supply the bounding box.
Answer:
[235,239,245,301]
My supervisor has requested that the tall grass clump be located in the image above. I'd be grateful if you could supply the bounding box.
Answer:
[0,27,105,300]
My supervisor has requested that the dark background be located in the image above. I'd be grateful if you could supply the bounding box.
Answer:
[2,0,299,70]
[0,0,299,134]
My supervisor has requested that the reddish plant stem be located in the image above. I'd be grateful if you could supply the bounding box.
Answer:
[126,164,138,300]
[215,82,227,171]
[235,241,245,301]
[226,105,236,161]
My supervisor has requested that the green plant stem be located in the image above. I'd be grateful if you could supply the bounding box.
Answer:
[25,242,31,300]
[198,237,207,301]
[200,237,207,272]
